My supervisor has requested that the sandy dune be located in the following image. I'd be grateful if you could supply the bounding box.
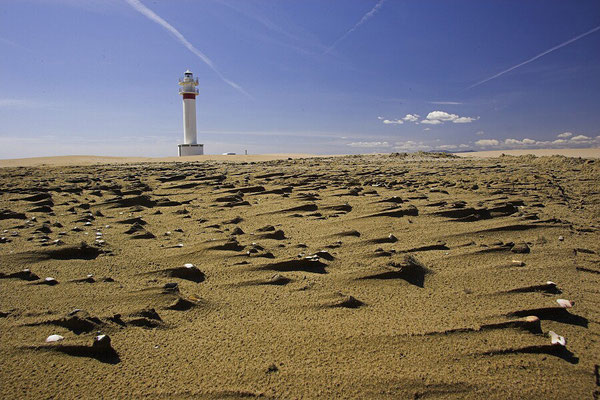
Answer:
[1,152,599,399]
[0,154,316,168]
[0,148,598,168]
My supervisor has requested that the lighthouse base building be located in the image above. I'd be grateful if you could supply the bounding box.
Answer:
[178,70,204,156]
[178,143,204,156]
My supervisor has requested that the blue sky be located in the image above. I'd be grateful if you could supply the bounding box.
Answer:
[1,0,599,157]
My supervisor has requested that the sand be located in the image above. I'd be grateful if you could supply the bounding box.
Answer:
[1,148,598,168]
[1,152,599,399]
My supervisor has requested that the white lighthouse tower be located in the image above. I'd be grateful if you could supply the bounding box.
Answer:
[177,70,204,156]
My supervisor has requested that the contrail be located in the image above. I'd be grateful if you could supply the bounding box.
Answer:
[124,0,251,99]
[325,0,387,54]
[467,24,600,90]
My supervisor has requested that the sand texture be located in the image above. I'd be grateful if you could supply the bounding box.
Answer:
[1,153,599,399]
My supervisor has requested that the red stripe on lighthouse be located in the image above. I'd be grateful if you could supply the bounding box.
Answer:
[182,93,196,100]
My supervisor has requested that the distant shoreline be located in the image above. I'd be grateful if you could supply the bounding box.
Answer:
[0,148,598,167]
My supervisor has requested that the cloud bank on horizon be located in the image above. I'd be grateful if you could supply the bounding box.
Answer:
[347,131,600,152]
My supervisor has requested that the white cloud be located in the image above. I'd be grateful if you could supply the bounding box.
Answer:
[504,138,538,146]
[475,139,499,146]
[402,114,420,122]
[394,141,431,151]
[377,111,477,126]
[426,111,459,122]
[423,127,431,131]
[505,138,521,145]
[347,141,390,148]
[429,101,463,105]
[453,116,478,123]
[437,144,458,150]
[570,135,590,141]
[475,130,485,136]
[475,135,600,150]
[0,98,42,108]
[378,111,478,126]
[424,110,478,124]
[557,132,572,138]
[421,119,442,125]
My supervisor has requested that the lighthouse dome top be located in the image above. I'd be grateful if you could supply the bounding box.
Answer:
[184,69,193,75]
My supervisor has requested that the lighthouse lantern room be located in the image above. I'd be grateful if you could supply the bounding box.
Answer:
[178,70,204,156]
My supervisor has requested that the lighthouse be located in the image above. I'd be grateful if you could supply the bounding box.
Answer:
[177,70,204,156]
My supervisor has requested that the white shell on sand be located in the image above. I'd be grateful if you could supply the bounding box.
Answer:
[184,263,195,269]
[546,281,556,286]
[548,331,566,346]
[44,277,56,282]
[556,299,574,308]
[45,334,64,343]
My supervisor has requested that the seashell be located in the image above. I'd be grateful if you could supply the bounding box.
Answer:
[556,299,574,308]
[558,235,564,241]
[92,334,112,352]
[45,334,64,343]
[176,243,183,248]
[183,263,195,269]
[546,281,556,286]
[44,277,58,285]
[548,331,566,346]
